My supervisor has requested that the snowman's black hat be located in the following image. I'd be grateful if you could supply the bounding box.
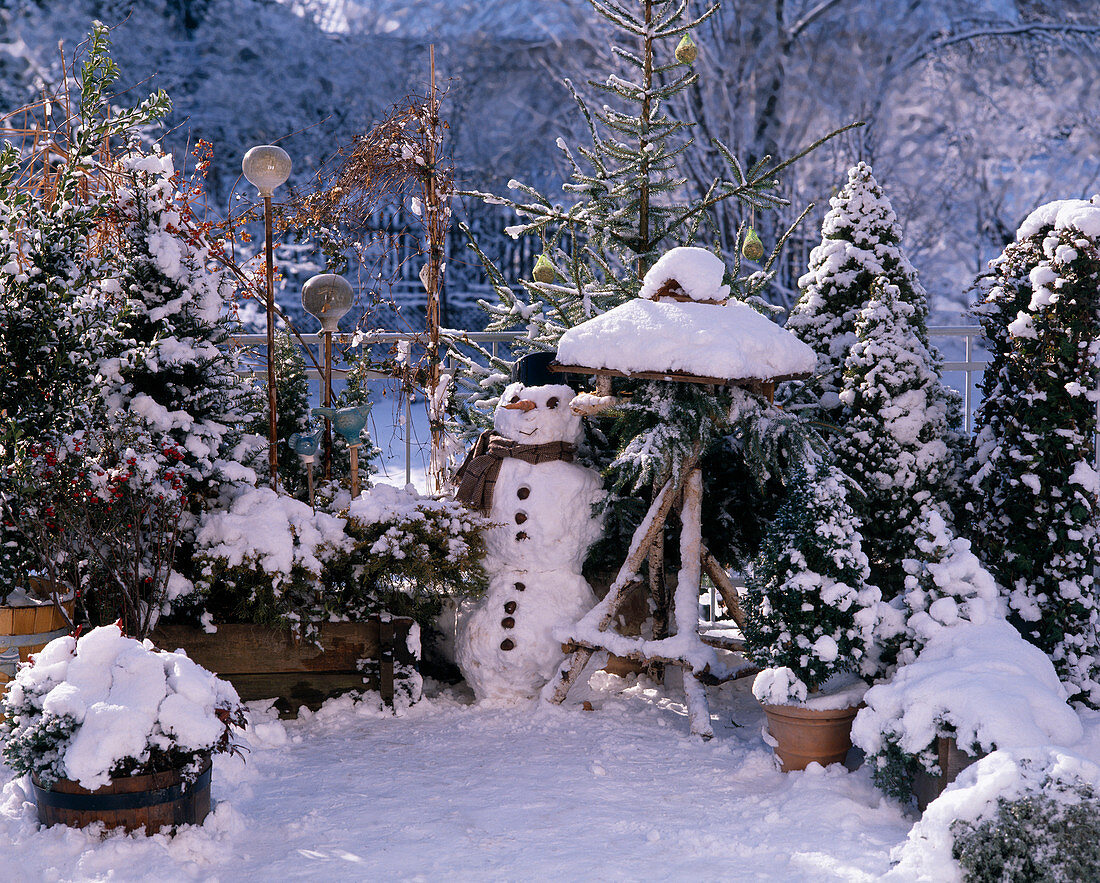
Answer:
[513,351,559,387]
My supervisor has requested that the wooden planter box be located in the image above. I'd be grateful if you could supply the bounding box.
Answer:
[151,616,418,717]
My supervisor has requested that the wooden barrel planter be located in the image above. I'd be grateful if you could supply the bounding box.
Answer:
[0,580,74,663]
[151,615,418,717]
[32,761,211,834]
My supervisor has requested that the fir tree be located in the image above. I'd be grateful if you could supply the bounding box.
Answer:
[97,143,260,502]
[248,329,313,499]
[743,462,881,702]
[787,162,933,424]
[450,0,842,424]
[833,279,960,599]
[964,197,1100,704]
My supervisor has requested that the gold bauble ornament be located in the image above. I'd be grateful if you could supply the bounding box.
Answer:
[742,228,765,262]
[532,253,556,284]
[675,33,698,65]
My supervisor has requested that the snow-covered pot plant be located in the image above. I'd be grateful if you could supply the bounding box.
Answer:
[742,460,883,771]
[0,624,245,833]
[851,510,1084,808]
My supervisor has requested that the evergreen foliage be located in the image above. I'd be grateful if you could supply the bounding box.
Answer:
[833,280,960,599]
[964,198,1100,704]
[0,24,170,594]
[743,462,881,701]
[249,329,313,498]
[99,143,260,502]
[950,778,1100,883]
[787,162,934,424]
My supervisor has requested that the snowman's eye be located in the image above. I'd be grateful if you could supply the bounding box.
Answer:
[508,394,521,404]
[546,397,560,409]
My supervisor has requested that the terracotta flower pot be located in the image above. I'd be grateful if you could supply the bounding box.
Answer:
[761,702,859,771]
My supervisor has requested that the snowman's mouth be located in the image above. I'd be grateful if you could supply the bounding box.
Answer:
[518,428,536,436]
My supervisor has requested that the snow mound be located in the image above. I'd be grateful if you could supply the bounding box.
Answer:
[888,747,1100,882]
[852,618,1082,762]
[638,246,729,302]
[555,298,816,380]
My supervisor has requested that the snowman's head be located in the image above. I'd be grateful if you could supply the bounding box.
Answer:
[493,382,582,445]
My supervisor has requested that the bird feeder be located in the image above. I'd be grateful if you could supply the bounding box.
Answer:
[302,273,354,482]
[545,246,816,738]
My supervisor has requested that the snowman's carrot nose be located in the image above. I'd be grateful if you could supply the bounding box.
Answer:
[503,399,536,411]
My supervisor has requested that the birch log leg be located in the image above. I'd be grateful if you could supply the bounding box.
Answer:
[676,469,712,739]
[700,545,747,631]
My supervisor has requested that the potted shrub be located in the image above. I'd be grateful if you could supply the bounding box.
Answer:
[851,510,1083,808]
[743,463,884,770]
[0,623,245,834]
[158,483,488,712]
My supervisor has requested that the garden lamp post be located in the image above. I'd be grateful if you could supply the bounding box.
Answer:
[242,144,292,492]
[302,273,354,481]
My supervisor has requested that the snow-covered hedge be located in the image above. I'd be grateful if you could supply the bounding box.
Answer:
[184,483,488,639]
[890,748,1100,882]
[0,625,244,790]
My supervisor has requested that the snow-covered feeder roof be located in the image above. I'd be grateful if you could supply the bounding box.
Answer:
[638,246,730,303]
[554,297,815,385]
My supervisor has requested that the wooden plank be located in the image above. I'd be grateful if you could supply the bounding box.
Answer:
[150,621,387,674]
[222,672,370,709]
[700,545,747,631]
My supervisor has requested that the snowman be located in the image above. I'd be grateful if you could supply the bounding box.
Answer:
[454,366,604,702]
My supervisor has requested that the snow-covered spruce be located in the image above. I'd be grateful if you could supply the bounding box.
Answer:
[455,382,604,702]
[834,280,961,600]
[744,462,882,704]
[96,145,260,503]
[0,624,244,791]
[964,197,1100,704]
[787,162,939,422]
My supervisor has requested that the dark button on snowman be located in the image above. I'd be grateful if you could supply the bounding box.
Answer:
[455,353,604,702]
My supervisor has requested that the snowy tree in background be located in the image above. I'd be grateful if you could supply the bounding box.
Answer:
[97,144,260,502]
[0,26,170,595]
[787,163,934,424]
[833,279,960,600]
[744,462,881,703]
[964,198,1100,705]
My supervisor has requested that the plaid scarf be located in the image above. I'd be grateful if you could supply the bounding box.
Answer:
[453,430,576,514]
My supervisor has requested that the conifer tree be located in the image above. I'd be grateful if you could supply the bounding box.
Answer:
[787,163,933,424]
[833,279,959,599]
[964,198,1100,704]
[450,0,841,423]
[97,143,260,502]
[743,462,882,702]
[252,329,313,499]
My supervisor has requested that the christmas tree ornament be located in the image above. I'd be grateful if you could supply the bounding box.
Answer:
[742,227,765,262]
[675,32,697,65]
[532,253,556,284]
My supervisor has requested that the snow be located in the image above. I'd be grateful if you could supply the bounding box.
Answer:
[1016,197,1100,241]
[852,618,1082,764]
[4,626,239,791]
[0,676,924,879]
[555,298,816,380]
[638,246,730,302]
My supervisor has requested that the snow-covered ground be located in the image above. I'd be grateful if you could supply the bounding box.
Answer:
[6,664,1097,881]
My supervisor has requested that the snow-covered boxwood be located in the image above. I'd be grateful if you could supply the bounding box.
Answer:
[0,624,245,789]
